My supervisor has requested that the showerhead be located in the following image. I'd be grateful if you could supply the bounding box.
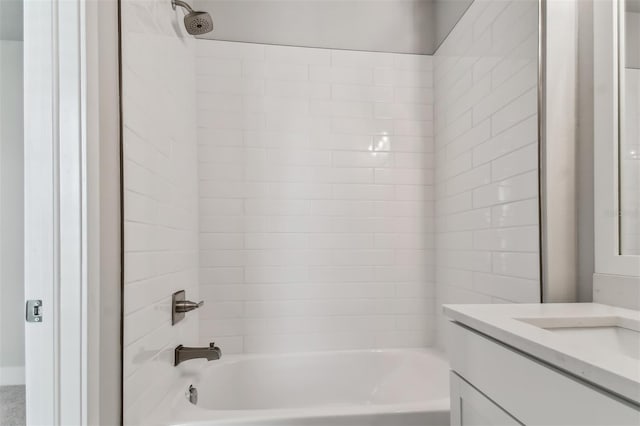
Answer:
[183,11,213,35]
[172,0,214,35]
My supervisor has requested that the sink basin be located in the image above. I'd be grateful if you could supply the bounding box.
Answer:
[543,326,640,360]
[517,316,640,361]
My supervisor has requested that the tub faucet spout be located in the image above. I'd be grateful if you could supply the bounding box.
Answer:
[175,342,222,366]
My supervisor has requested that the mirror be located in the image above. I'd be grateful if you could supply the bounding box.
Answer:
[620,0,640,255]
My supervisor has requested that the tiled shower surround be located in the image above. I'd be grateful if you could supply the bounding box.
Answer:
[121,0,541,421]
[433,0,541,343]
[196,41,436,353]
[121,2,200,423]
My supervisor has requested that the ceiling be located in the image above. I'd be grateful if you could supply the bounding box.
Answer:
[0,0,471,53]
[193,0,473,55]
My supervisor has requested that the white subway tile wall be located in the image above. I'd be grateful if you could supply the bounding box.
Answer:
[433,0,541,344]
[121,0,545,418]
[196,40,435,354]
[121,0,200,423]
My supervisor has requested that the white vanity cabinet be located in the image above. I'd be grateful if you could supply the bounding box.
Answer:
[448,321,640,426]
[450,373,520,426]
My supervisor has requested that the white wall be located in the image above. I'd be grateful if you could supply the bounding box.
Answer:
[120,0,200,422]
[577,0,594,302]
[433,0,540,345]
[0,40,25,385]
[195,40,435,353]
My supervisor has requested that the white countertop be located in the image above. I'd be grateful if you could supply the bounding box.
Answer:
[443,303,640,405]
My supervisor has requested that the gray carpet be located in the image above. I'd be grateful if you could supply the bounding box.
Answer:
[0,386,25,426]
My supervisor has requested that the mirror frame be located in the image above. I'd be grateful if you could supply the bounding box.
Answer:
[594,0,640,277]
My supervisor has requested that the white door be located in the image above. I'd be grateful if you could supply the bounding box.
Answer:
[23,0,86,424]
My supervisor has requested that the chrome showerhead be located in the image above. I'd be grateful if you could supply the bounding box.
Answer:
[172,0,214,35]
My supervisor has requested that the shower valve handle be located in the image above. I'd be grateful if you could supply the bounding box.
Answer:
[172,290,204,325]
[175,299,204,313]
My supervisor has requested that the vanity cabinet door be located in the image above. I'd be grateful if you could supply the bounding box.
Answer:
[450,372,522,426]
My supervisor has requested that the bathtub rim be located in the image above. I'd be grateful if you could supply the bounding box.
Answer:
[147,347,450,425]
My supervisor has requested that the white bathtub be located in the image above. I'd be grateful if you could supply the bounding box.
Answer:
[154,348,450,426]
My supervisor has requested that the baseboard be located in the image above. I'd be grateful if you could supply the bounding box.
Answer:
[0,366,25,386]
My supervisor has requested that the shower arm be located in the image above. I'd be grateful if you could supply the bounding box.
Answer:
[172,0,195,13]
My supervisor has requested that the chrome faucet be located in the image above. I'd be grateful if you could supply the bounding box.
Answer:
[174,342,222,366]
